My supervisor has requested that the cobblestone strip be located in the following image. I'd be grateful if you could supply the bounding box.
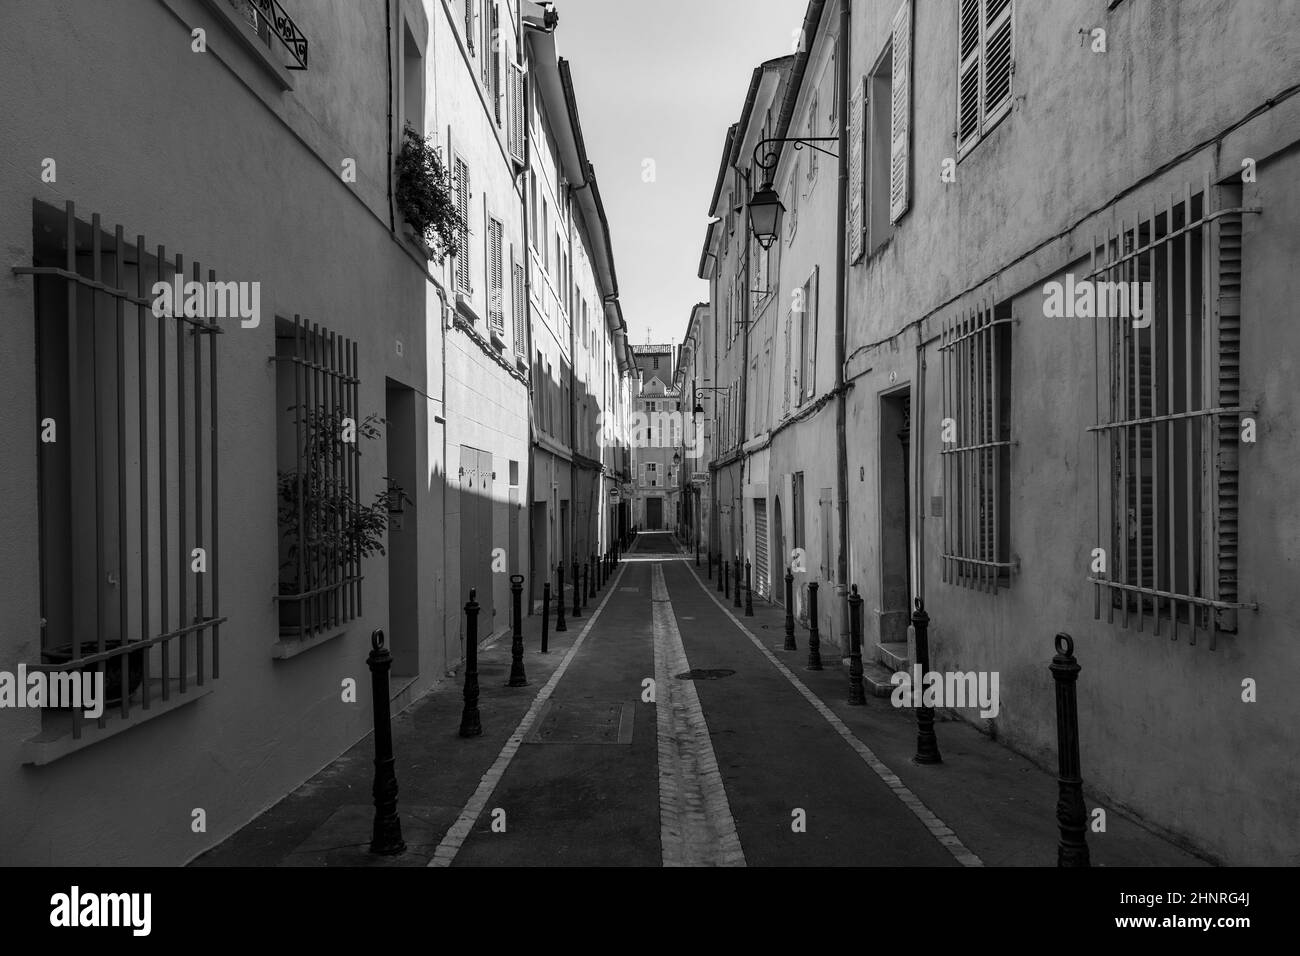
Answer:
[684,563,984,868]
[653,564,747,867]
[427,563,628,867]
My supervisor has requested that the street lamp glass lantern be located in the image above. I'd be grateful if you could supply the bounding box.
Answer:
[672,452,682,467]
[747,182,785,250]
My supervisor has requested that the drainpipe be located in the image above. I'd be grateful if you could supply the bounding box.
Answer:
[738,173,751,576]
[385,0,395,232]
[522,15,537,611]
[833,0,851,641]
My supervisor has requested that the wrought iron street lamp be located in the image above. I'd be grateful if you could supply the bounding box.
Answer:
[746,183,785,251]
[745,136,839,250]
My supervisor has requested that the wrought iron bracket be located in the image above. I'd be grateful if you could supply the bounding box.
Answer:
[752,137,840,176]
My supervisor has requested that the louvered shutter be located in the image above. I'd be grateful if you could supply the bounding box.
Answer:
[488,217,504,331]
[983,0,1013,126]
[782,310,792,412]
[1213,191,1243,630]
[889,0,912,224]
[805,267,819,398]
[507,62,526,166]
[454,156,471,294]
[847,76,865,263]
[957,0,981,152]
[511,250,526,354]
[490,4,501,124]
[465,0,475,55]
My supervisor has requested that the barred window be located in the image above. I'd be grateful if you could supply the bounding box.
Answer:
[1088,178,1256,647]
[20,200,225,744]
[940,299,1013,591]
[274,316,366,641]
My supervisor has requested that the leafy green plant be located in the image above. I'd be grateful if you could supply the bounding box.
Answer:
[394,123,465,261]
[278,407,389,602]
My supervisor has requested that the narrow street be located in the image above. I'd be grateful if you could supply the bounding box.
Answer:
[196,531,1200,868]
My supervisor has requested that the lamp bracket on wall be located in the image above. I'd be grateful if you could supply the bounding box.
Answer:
[752,136,840,176]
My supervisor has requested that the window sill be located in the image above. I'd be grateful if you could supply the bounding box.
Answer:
[455,292,482,324]
[22,679,215,766]
[273,625,350,660]
[193,0,296,91]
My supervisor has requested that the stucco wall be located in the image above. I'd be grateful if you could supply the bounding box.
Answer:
[0,0,436,864]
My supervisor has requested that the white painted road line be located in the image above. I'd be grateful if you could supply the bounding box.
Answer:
[683,562,985,868]
[427,563,628,867]
[653,564,746,867]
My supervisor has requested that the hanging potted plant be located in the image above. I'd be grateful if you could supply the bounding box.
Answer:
[394,123,465,262]
[278,407,390,636]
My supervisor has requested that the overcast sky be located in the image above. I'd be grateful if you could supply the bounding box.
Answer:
[552,0,807,348]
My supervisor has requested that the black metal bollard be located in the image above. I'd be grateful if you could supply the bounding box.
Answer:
[847,585,865,705]
[707,550,713,580]
[541,582,551,653]
[572,559,582,618]
[508,574,528,686]
[745,560,754,617]
[734,555,743,609]
[912,598,942,764]
[459,594,482,738]
[695,540,700,567]
[556,563,567,632]
[590,552,597,594]
[1052,633,1090,867]
[368,628,406,854]
[723,560,730,598]
[783,567,797,650]
[806,581,823,670]
[583,561,591,606]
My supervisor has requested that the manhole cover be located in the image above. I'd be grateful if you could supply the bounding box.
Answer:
[675,668,736,680]
[524,701,633,745]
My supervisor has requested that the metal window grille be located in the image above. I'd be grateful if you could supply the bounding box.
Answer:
[1087,176,1257,648]
[273,316,362,640]
[230,0,309,70]
[940,298,1014,591]
[16,200,225,739]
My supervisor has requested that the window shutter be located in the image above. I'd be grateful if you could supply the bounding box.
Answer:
[465,0,475,55]
[511,251,526,354]
[1213,190,1244,629]
[454,155,471,294]
[847,76,865,264]
[889,0,912,224]
[507,62,526,166]
[488,217,504,331]
[806,99,817,182]
[983,0,1014,125]
[783,310,792,412]
[490,4,501,123]
[805,267,819,398]
[957,0,981,152]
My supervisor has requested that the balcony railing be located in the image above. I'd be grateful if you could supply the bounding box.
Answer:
[237,0,309,70]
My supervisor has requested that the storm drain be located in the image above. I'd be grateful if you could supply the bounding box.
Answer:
[524,700,633,745]
[674,668,736,681]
